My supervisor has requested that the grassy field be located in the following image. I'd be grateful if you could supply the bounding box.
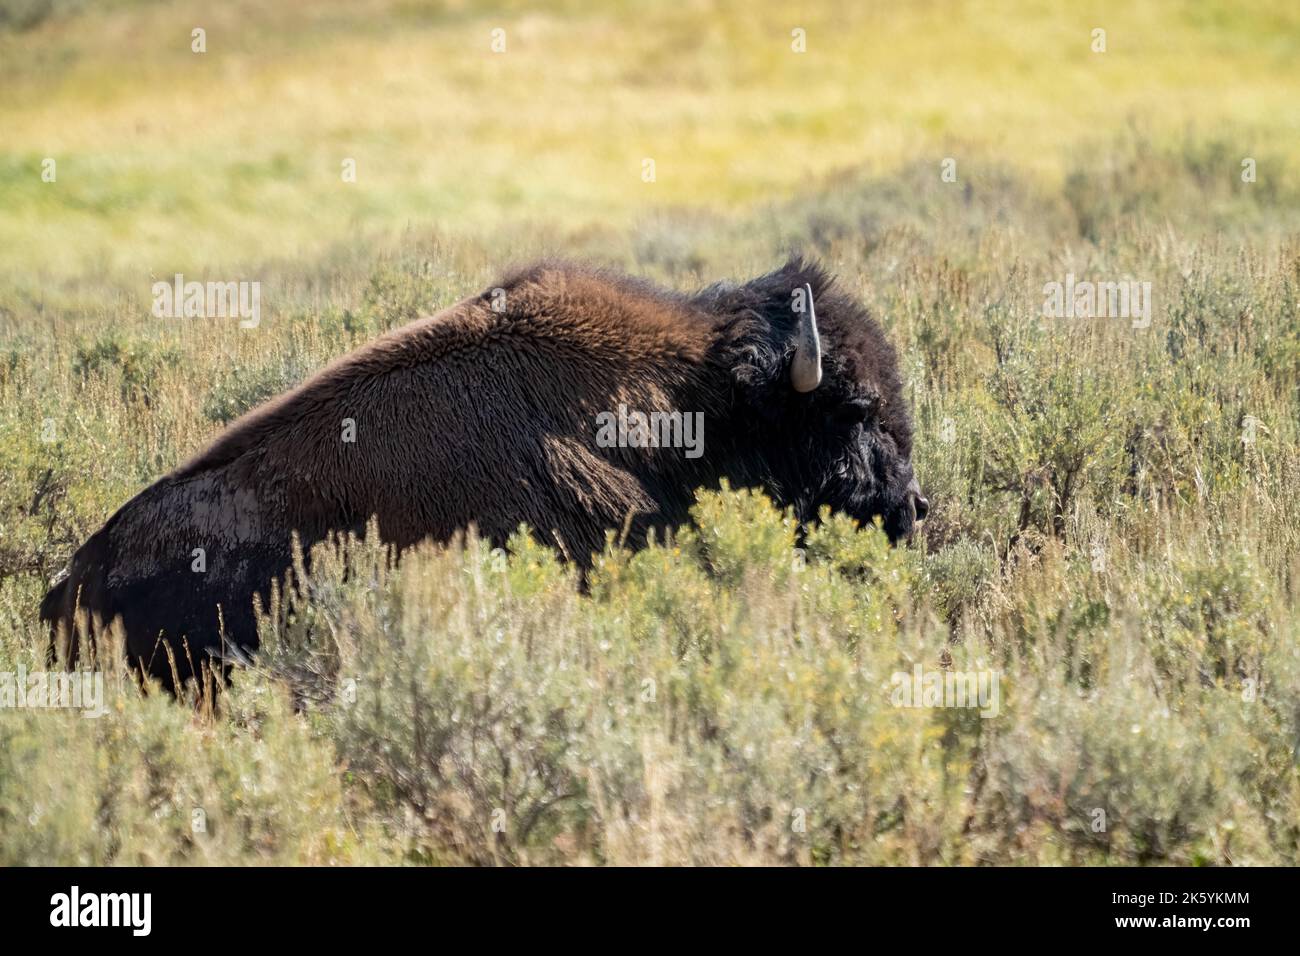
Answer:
[1,0,1299,864]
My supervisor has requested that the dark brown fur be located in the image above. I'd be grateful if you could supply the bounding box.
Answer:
[41,258,922,689]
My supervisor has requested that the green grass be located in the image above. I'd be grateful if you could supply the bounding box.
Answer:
[1,0,1298,865]
[2,0,1299,285]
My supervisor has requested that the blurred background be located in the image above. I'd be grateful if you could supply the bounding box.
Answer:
[2,0,1297,289]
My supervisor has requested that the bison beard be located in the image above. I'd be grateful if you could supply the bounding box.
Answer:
[41,257,925,690]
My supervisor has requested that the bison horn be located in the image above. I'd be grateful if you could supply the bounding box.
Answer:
[790,282,822,393]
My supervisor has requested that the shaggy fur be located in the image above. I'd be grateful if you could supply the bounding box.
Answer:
[41,257,921,688]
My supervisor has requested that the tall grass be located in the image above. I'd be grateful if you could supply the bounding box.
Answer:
[2,137,1298,863]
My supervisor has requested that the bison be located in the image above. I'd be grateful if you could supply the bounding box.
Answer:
[41,257,927,689]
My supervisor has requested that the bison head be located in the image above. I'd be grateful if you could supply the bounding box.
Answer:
[699,258,927,542]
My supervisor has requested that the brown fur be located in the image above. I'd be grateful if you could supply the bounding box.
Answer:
[41,258,921,689]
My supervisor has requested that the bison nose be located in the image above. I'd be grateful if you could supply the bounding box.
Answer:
[907,477,928,522]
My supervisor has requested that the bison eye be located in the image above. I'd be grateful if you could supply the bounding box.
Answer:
[830,397,877,427]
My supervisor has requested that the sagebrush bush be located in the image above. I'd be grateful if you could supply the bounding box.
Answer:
[0,646,378,865]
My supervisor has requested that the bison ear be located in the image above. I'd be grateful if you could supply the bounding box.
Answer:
[830,394,879,427]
